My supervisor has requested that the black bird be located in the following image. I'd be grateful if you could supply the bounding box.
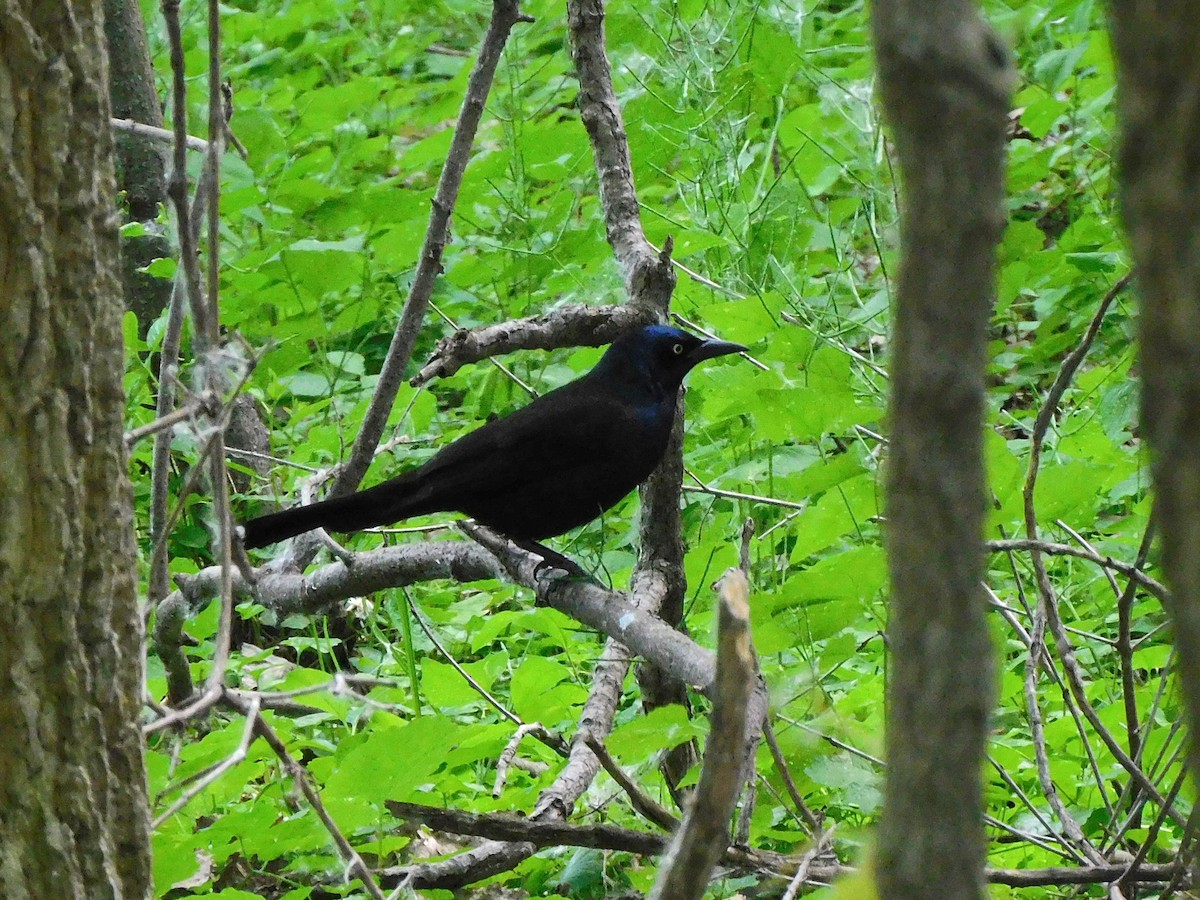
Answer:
[240,325,745,555]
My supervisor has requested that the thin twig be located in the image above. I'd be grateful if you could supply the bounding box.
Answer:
[225,693,387,900]
[329,1,534,503]
[781,826,836,900]
[151,696,260,828]
[582,734,680,832]
[763,722,821,831]
[125,397,206,447]
[111,116,208,151]
[987,538,1167,601]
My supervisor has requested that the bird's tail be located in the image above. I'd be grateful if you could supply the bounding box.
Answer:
[240,474,423,549]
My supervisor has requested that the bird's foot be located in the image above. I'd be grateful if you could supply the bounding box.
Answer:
[515,540,592,582]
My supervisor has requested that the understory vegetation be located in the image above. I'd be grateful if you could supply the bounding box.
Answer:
[131,0,1164,896]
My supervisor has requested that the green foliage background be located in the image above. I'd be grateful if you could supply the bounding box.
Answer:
[128,0,1168,896]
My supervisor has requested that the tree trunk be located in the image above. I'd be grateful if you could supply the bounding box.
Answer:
[0,3,152,898]
[1110,3,1200,802]
[104,0,174,333]
[871,1,1013,897]
[105,0,166,221]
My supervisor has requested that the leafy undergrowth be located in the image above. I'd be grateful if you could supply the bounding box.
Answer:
[130,0,1176,896]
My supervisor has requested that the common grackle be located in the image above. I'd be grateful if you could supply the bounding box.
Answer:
[240,324,745,553]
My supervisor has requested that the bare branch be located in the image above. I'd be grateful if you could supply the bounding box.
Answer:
[462,523,717,691]
[329,1,533,502]
[411,303,656,385]
[111,116,208,151]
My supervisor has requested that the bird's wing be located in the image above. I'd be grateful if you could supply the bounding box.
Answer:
[409,378,671,512]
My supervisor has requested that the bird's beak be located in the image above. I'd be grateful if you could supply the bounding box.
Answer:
[689,338,748,365]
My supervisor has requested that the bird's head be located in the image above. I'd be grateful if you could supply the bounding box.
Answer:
[598,324,747,395]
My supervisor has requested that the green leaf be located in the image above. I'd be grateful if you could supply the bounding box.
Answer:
[788,475,879,562]
[510,656,586,726]
[324,715,461,818]
[607,706,706,762]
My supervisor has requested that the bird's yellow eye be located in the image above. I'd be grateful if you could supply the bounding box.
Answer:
[672,343,685,355]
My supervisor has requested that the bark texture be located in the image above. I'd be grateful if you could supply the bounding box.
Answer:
[104,0,165,221]
[0,3,152,898]
[103,0,173,332]
[871,1,1013,897]
[1110,4,1200,790]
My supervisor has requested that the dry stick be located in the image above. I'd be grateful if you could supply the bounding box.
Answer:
[148,358,263,702]
[152,542,500,707]
[1121,734,1190,854]
[650,570,756,900]
[144,682,225,736]
[197,0,238,698]
[1052,518,1135,819]
[753,773,809,835]
[157,0,239,697]
[111,116,209,151]
[426,302,538,396]
[160,1,212,342]
[683,474,808,512]
[582,734,681,832]
[568,0,669,293]
[493,723,553,797]
[1117,765,1188,897]
[406,597,523,728]
[410,302,657,386]
[220,674,436,720]
[1106,643,1178,854]
[327,0,533,501]
[735,518,820,836]
[148,113,216,603]
[151,696,261,828]
[987,863,1184,889]
[1023,537,1119,825]
[408,593,572,757]
[985,590,1112,862]
[781,827,837,900]
[390,645,638,889]
[989,592,1116,645]
[125,397,207,448]
[762,724,822,831]
[1022,592,1103,863]
[985,753,1068,858]
[149,412,225,614]
[1020,272,1139,861]
[1035,568,1178,821]
[150,540,502,705]
[388,549,685,888]
[221,693,387,900]
[464,524,718,691]
[1116,516,1157,793]
[986,538,1167,601]
[383,800,800,877]
[985,586,1104,849]
[169,540,502,613]
[1157,805,1200,899]
[377,801,1191,890]
[785,714,1081,863]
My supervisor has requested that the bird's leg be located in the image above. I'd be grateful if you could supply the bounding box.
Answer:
[510,538,591,581]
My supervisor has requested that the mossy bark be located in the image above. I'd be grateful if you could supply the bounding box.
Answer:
[0,3,152,897]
